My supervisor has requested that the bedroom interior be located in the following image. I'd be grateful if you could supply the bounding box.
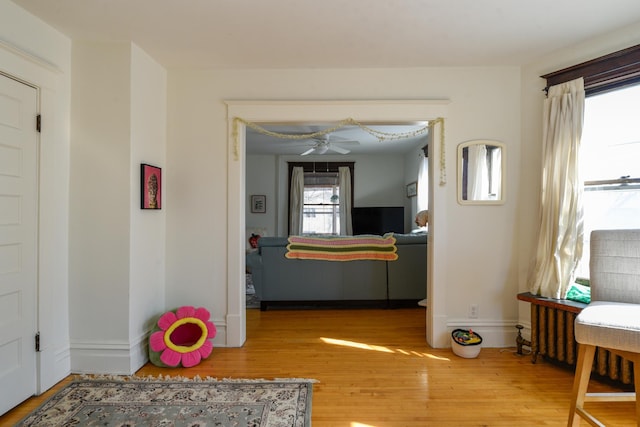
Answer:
[3,0,640,424]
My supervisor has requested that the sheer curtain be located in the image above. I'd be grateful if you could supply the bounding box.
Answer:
[490,147,502,200]
[417,154,429,211]
[289,166,305,235]
[338,166,353,235]
[468,144,489,200]
[528,78,585,299]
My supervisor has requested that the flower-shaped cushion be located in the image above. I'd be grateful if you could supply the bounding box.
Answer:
[149,306,217,368]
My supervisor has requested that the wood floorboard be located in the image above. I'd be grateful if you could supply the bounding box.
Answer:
[1,308,636,426]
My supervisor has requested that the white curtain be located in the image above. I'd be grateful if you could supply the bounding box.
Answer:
[468,144,489,200]
[289,166,305,235]
[528,78,585,299]
[489,148,502,200]
[417,154,429,211]
[338,166,353,235]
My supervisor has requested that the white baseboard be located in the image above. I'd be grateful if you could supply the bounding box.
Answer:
[37,344,71,393]
[212,318,228,347]
[69,317,230,374]
[70,336,148,375]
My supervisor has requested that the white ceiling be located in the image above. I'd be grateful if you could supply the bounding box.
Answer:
[11,0,640,69]
[12,0,640,155]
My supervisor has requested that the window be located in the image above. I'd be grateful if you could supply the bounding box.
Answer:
[542,44,640,282]
[302,171,341,235]
[575,85,640,279]
[288,162,354,235]
[417,144,429,212]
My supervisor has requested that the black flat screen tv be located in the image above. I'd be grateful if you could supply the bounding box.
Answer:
[352,206,405,235]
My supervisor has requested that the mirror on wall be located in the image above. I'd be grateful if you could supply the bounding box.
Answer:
[457,140,506,205]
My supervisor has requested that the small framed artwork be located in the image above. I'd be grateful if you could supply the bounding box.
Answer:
[406,181,418,198]
[251,195,266,213]
[141,163,162,209]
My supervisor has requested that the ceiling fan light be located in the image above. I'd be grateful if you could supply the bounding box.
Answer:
[316,145,329,154]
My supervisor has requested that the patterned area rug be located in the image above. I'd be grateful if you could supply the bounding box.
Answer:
[17,376,313,426]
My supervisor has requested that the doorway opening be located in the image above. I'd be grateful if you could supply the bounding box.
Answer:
[226,100,449,348]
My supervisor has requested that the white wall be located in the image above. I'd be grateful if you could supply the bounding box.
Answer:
[129,44,167,372]
[350,154,405,206]
[517,22,640,334]
[70,41,132,372]
[246,155,278,238]
[0,1,71,392]
[167,67,521,347]
[70,40,167,374]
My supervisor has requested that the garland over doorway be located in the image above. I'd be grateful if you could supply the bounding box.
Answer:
[232,117,446,185]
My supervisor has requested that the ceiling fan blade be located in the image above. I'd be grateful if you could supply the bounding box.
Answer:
[300,147,316,156]
[330,145,350,154]
[329,135,359,143]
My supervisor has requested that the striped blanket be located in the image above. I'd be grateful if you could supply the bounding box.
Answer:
[285,234,398,261]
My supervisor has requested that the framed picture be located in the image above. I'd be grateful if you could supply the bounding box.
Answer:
[141,163,162,209]
[251,195,266,213]
[406,181,418,198]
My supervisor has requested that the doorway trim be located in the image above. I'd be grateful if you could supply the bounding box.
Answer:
[0,38,71,395]
[225,100,450,347]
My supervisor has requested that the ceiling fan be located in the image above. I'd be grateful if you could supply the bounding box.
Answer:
[299,134,358,156]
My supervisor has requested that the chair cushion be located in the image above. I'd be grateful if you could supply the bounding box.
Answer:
[575,301,640,353]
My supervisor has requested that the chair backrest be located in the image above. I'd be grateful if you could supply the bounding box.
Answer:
[590,229,640,304]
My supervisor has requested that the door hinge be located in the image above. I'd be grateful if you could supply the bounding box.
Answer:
[35,332,40,352]
[36,114,41,133]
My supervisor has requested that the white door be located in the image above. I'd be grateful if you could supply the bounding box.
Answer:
[0,73,38,414]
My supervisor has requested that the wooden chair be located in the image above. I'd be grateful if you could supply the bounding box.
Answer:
[568,229,640,426]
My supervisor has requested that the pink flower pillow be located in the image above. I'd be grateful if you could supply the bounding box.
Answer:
[149,306,217,368]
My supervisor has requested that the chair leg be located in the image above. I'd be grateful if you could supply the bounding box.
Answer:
[634,355,640,427]
[568,344,596,427]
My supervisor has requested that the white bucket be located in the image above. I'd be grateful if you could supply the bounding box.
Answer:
[451,329,483,358]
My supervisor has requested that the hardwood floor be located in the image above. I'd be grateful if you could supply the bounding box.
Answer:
[2,308,636,426]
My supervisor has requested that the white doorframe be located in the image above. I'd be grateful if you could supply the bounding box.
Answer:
[225,100,450,348]
[0,71,39,415]
[0,39,72,399]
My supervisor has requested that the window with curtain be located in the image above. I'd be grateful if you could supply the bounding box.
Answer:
[574,84,640,280]
[460,144,501,201]
[417,144,429,212]
[542,44,640,283]
[303,171,340,234]
[288,162,354,235]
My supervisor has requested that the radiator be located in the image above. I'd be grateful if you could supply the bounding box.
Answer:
[519,292,634,385]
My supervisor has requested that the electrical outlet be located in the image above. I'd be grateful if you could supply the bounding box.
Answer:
[469,304,479,318]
